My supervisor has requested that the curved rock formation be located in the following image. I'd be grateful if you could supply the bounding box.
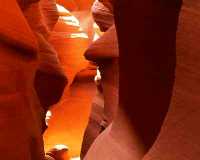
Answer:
[0,0,67,159]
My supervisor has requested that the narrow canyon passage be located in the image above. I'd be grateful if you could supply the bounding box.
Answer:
[44,73,96,157]
[1,1,199,160]
[43,3,97,157]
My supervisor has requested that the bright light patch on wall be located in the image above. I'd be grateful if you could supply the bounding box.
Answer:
[45,110,52,126]
[93,22,99,29]
[93,32,100,41]
[93,22,101,41]
[71,157,80,160]
[56,3,89,39]
[94,68,101,84]
[60,16,80,27]
[78,28,83,32]
[56,4,70,13]
[70,33,88,39]
[46,110,52,117]
[54,144,69,150]
[56,4,80,27]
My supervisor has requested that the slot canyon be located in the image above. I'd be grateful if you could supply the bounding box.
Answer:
[0,0,200,160]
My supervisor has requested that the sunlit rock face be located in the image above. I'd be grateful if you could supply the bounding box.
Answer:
[40,0,59,31]
[0,1,38,55]
[23,0,68,113]
[56,0,78,11]
[43,4,97,157]
[56,0,94,11]
[56,0,95,42]
[4,1,200,160]
[0,0,68,159]
[0,1,45,160]
[0,0,96,158]
[49,4,91,89]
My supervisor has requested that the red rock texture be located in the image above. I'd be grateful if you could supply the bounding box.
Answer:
[56,0,94,11]
[81,13,119,158]
[84,0,182,160]
[85,25,118,61]
[0,1,43,159]
[0,0,67,159]
[143,1,200,159]
[0,0,96,158]
[3,1,200,160]
[43,4,97,157]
